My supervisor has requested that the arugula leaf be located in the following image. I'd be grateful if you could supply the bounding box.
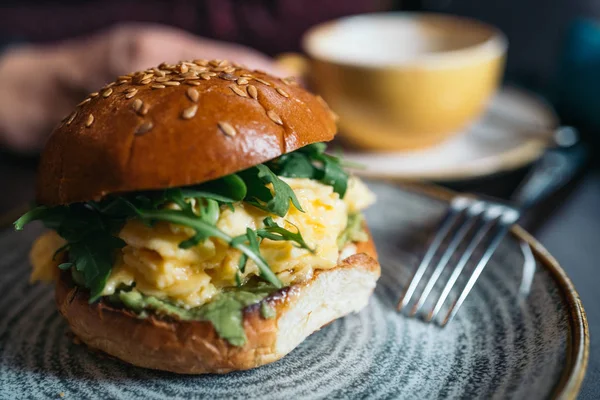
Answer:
[270,152,315,179]
[320,154,348,197]
[134,208,282,288]
[68,234,126,301]
[58,262,73,270]
[195,289,274,346]
[14,206,52,231]
[178,199,220,248]
[257,217,314,253]
[180,174,247,203]
[267,142,349,198]
[240,164,304,217]
[15,204,127,302]
[298,142,327,155]
[233,228,260,275]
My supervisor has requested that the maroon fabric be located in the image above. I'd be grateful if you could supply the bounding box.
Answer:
[0,0,380,54]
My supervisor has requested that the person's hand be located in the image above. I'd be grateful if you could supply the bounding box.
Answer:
[0,23,286,153]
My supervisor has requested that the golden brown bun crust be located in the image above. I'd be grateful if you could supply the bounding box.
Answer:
[37,61,337,205]
[55,234,379,374]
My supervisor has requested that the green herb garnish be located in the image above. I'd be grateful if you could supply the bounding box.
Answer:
[239,164,304,217]
[14,143,349,303]
[267,142,349,198]
[15,203,126,301]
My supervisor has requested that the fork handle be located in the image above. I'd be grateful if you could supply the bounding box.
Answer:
[510,129,588,210]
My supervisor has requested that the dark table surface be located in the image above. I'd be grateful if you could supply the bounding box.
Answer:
[1,156,598,399]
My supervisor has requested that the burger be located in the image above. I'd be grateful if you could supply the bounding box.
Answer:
[14,59,380,374]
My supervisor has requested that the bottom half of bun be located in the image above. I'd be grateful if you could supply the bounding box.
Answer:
[55,232,381,374]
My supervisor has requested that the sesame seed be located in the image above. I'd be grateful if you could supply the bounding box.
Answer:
[85,114,94,127]
[267,110,283,125]
[105,82,116,88]
[276,88,289,98]
[155,76,171,83]
[214,59,228,67]
[118,75,131,81]
[186,81,201,86]
[89,92,99,98]
[254,78,271,86]
[151,84,165,89]
[200,73,212,80]
[102,88,113,98]
[132,98,143,112]
[219,73,237,81]
[186,88,199,103]
[135,121,153,135]
[180,64,189,74]
[230,85,248,98]
[282,76,298,86]
[194,59,209,66]
[181,105,198,119]
[66,111,77,126]
[163,81,180,86]
[247,85,258,99]
[223,66,236,73]
[77,98,91,106]
[237,77,249,85]
[184,76,200,81]
[139,103,150,115]
[117,79,129,85]
[140,78,153,85]
[241,73,254,78]
[218,121,237,137]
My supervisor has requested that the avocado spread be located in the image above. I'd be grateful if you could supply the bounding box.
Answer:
[337,213,368,248]
[107,212,366,347]
[112,283,277,346]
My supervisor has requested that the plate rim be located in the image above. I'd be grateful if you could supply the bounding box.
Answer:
[396,181,589,399]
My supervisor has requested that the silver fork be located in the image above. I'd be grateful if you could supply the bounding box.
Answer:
[397,127,586,326]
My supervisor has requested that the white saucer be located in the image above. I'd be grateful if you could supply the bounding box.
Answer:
[342,87,558,181]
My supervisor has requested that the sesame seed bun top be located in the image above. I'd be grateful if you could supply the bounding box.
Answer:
[36,60,338,205]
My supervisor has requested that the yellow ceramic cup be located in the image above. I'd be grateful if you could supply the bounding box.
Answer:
[301,13,507,151]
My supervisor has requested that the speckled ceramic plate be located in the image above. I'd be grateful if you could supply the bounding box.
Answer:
[0,182,588,399]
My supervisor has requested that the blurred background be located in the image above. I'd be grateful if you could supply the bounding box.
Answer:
[0,0,598,397]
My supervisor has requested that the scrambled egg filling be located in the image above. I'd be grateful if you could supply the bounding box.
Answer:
[30,177,374,309]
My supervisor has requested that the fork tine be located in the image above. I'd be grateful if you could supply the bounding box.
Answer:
[396,197,472,312]
[409,201,486,317]
[425,207,502,323]
[439,209,520,327]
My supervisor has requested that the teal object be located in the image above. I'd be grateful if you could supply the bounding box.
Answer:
[557,19,600,131]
